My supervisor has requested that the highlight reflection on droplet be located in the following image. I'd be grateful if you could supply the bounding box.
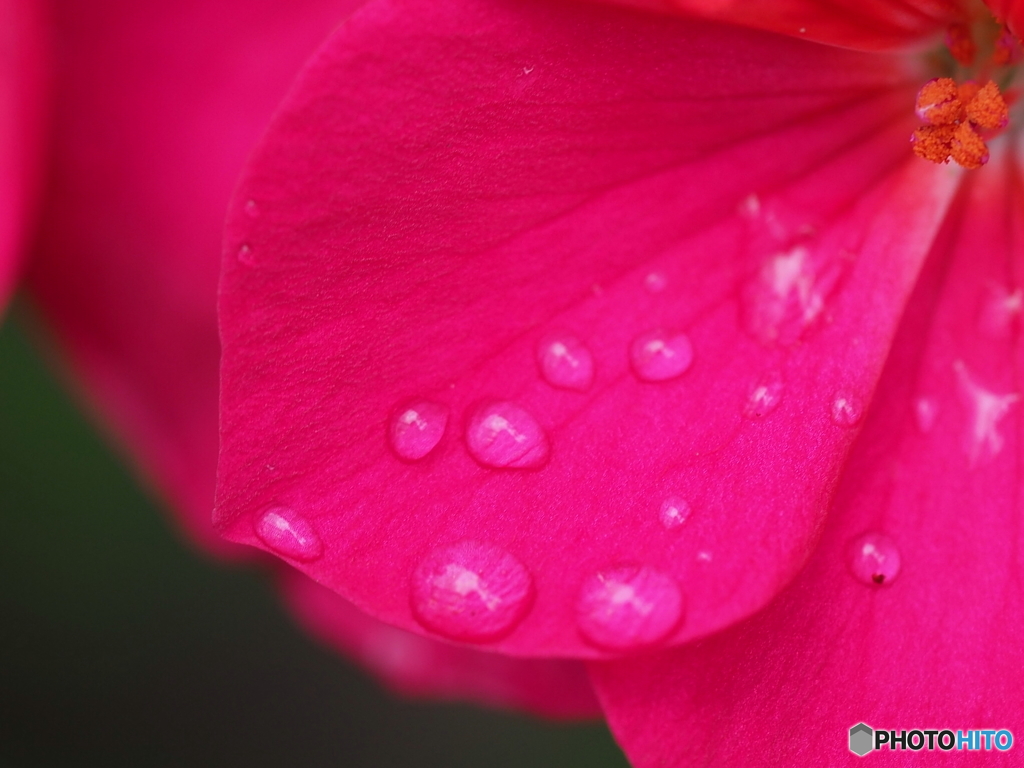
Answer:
[575,565,682,650]
[410,540,534,642]
[254,506,323,561]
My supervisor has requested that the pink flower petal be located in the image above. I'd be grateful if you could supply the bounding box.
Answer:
[599,0,963,51]
[590,144,1024,766]
[985,0,1024,38]
[0,0,48,313]
[23,0,600,719]
[25,0,364,556]
[217,0,960,657]
[280,568,601,719]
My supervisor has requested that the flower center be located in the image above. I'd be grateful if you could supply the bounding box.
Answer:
[912,13,1021,169]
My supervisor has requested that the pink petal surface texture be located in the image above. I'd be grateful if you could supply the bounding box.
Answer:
[0,0,48,314]
[598,0,963,51]
[25,0,596,717]
[217,0,962,657]
[590,143,1024,765]
[281,568,601,718]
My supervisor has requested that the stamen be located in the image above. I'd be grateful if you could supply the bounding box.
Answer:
[911,124,956,164]
[946,23,977,66]
[950,123,989,168]
[964,80,1010,128]
[916,78,963,124]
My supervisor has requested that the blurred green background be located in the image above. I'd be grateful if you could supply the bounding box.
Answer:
[0,309,629,768]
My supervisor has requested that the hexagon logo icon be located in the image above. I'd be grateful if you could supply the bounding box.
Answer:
[849,723,874,756]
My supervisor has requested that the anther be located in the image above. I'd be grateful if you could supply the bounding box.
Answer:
[911,124,955,164]
[915,78,963,124]
[964,80,1009,129]
[950,123,989,168]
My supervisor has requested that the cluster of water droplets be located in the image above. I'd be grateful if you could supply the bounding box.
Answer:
[240,190,937,651]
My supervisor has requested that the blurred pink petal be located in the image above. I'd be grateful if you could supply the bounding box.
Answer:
[0,0,47,313]
[590,144,1024,765]
[598,0,962,50]
[216,0,960,657]
[26,0,361,555]
[24,0,599,718]
[282,569,601,718]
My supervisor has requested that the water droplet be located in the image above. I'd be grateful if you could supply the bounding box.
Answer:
[954,360,1019,466]
[744,371,784,418]
[977,285,1021,339]
[536,335,594,391]
[575,565,683,650]
[389,401,448,461]
[740,246,848,346]
[644,272,667,294]
[914,396,938,434]
[465,401,549,469]
[831,392,863,427]
[659,497,691,530]
[411,540,533,642]
[696,551,712,562]
[237,243,256,266]
[254,506,323,561]
[244,199,260,218]
[848,532,901,586]
[629,330,693,382]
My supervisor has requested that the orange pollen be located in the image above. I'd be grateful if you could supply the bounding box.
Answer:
[965,80,1010,128]
[950,122,989,168]
[912,78,1009,169]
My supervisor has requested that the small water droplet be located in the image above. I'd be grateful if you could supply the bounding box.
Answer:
[744,371,784,418]
[954,360,1019,465]
[237,243,256,266]
[575,565,683,649]
[465,401,549,469]
[644,272,667,294]
[831,392,863,427]
[659,497,691,530]
[848,532,901,586]
[696,551,712,562]
[977,285,1021,339]
[629,329,693,382]
[914,396,938,434]
[389,401,448,461]
[244,199,260,218]
[411,540,533,642]
[255,506,323,561]
[536,334,594,391]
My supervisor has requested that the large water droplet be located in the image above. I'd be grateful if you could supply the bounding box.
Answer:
[629,330,693,382]
[744,371,784,418]
[255,506,323,561]
[389,401,448,461]
[411,540,533,642]
[659,497,691,530]
[954,360,1019,466]
[644,272,667,294]
[740,246,848,346]
[536,334,594,391]
[848,532,901,586]
[465,401,549,469]
[575,565,683,649]
[914,396,938,434]
[830,392,863,427]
